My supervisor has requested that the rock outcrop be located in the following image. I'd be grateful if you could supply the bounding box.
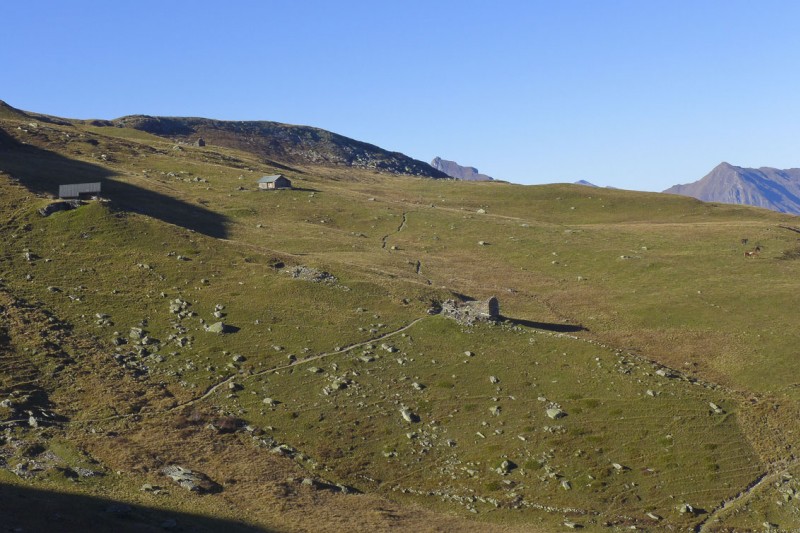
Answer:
[161,465,221,493]
[431,157,494,181]
[111,115,447,178]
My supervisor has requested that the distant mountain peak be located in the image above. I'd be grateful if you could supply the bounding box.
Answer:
[431,157,494,181]
[664,162,800,214]
[574,180,598,187]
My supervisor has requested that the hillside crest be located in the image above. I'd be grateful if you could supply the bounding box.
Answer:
[113,114,447,177]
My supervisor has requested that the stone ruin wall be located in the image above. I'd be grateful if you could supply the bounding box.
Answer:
[439,297,500,325]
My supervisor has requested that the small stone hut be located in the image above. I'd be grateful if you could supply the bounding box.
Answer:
[258,174,292,190]
[194,138,206,147]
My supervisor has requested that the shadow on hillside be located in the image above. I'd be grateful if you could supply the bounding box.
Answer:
[0,482,271,532]
[0,127,228,238]
[501,316,587,333]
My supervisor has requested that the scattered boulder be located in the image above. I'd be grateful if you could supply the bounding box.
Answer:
[655,368,677,379]
[211,416,240,433]
[271,444,296,456]
[496,459,517,475]
[206,321,233,334]
[546,408,567,420]
[400,407,419,423]
[161,465,221,493]
[169,299,190,314]
[38,200,83,217]
[287,266,337,284]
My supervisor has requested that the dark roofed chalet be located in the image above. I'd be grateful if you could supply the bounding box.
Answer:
[257,174,292,190]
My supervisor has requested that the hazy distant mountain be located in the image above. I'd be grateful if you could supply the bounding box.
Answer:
[574,180,598,187]
[664,162,800,214]
[431,157,493,181]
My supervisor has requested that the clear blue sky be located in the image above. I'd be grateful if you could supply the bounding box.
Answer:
[3,1,800,191]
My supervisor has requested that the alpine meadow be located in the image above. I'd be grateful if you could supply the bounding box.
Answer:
[2,99,800,533]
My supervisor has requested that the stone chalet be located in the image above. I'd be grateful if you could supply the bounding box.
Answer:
[257,175,292,190]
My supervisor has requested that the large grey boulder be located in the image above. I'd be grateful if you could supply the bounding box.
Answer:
[161,465,220,493]
[206,321,230,334]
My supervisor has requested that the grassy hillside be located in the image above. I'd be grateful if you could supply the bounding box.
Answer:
[1,104,800,531]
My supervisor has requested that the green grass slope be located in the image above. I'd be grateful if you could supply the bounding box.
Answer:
[1,105,800,531]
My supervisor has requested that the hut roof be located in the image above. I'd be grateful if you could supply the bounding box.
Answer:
[257,175,285,183]
[58,182,101,198]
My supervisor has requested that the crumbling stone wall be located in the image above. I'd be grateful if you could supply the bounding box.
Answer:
[439,297,500,325]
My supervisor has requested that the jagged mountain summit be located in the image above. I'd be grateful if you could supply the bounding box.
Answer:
[430,157,493,181]
[664,162,800,214]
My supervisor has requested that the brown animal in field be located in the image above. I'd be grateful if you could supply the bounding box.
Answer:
[744,245,762,258]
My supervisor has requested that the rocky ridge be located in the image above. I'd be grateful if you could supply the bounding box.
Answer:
[431,157,494,181]
[112,115,447,178]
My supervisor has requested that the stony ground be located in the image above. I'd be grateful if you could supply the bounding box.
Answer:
[1,106,800,531]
